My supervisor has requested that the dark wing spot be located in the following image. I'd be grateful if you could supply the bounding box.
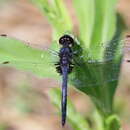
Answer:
[2,61,10,64]
[126,34,130,38]
[0,34,7,37]
[126,60,130,62]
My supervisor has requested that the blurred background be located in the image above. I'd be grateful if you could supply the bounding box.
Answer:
[0,0,130,130]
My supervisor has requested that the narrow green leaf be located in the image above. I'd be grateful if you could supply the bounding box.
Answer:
[73,0,95,48]
[31,0,73,37]
[90,0,118,60]
[93,110,104,130]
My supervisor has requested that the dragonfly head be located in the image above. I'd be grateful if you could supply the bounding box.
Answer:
[59,35,74,47]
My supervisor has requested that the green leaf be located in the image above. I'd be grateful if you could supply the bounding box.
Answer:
[70,59,121,115]
[73,0,95,48]
[0,36,59,79]
[92,111,121,130]
[105,115,121,130]
[89,0,118,60]
[31,0,73,37]
[73,0,119,61]
[93,110,104,130]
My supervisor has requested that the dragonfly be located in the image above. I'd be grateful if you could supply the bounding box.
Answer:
[0,33,130,126]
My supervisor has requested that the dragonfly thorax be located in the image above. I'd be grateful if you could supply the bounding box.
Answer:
[55,35,74,75]
[59,47,72,56]
[55,46,73,74]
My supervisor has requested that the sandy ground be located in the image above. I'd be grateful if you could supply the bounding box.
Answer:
[0,0,130,130]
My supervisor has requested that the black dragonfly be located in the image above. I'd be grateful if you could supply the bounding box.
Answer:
[0,33,130,126]
[55,35,74,126]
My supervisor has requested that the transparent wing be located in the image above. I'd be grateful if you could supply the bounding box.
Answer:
[74,35,130,64]
[0,34,60,79]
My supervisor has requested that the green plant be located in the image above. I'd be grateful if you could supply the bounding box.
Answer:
[0,0,126,129]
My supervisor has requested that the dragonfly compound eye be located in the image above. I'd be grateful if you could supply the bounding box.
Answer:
[59,35,74,46]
